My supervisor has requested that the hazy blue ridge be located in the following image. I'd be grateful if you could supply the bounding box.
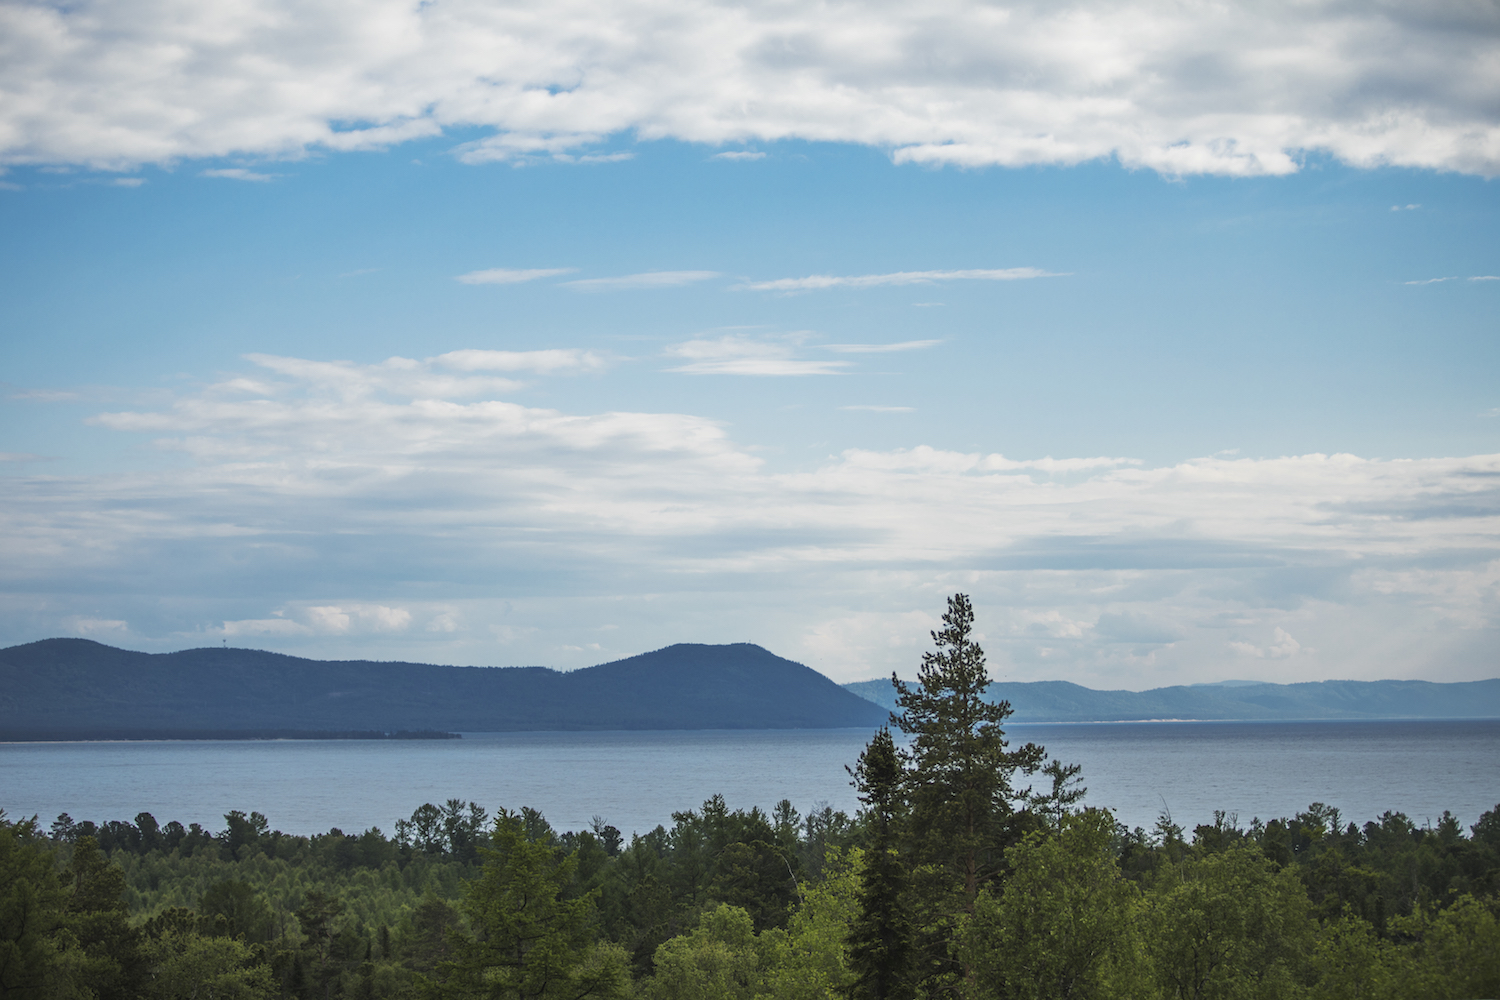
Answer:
[842,676,1500,722]
[0,639,887,738]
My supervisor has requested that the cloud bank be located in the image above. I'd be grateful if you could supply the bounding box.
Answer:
[2,0,1497,175]
[2,352,1497,685]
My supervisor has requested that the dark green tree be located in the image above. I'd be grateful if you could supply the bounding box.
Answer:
[892,594,1044,902]
[890,594,1045,996]
[842,728,912,1000]
[62,835,143,1000]
[421,809,629,1000]
[0,818,69,1000]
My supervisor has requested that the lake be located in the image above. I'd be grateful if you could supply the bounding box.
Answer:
[2,719,1497,838]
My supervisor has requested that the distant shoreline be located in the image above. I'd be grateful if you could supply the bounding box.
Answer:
[0,729,462,743]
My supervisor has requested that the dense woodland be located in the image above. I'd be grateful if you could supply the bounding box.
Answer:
[4,597,1498,1000]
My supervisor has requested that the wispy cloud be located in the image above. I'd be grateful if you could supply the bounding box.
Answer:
[200,168,277,182]
[456,267,577,285]
[823,340,941,354]
[112,177,144,187]
[1405,275,1500,285]
[842,405,914,412]
[665,335,852,375]
[1390,204,1421,211]
[740,268,1063,292]
[712,151,765,161]
[433,349,608,374]
[562,271,720,292]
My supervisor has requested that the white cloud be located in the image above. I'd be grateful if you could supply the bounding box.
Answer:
[664,334,852,375]
[823,340,941,354]
[455,267,576,285]
[1407,275,1500,285]
[1390,203,1421,211]
[712,151,765,161]
[4,353,1500,684]
[72,617,128,635]
[561,271,720,292]
[1230,627,1303,660]
[111,177,144,187]
[433,348,608,374]
[740,269,1061,292]
[5,0,1496,176]
[200,168,276,182]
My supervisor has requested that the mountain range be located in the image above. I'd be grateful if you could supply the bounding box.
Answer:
[0,639,886,739]
[842,676,1500,723]
[3,638,1495,740]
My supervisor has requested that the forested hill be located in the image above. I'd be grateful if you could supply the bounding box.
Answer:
[0,639,886,738]
[844,675,1500,722]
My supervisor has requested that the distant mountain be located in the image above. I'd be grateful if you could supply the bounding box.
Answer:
[842,676,1500,722]
[0,639,887,738]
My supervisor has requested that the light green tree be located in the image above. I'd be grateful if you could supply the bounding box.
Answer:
[958,809,1145,1000]
[141,931,274,1000]
[1144,844,1314,1000]
[1385,894,1500,1000]
[759,848,862,1000]
[643,904,761,1000]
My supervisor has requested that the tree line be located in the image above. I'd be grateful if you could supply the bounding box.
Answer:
[3,595,1497,999]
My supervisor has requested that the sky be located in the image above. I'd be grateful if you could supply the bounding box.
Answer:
[1,0,1497,688]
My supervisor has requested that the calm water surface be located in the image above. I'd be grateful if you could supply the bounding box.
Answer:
[2,720,1496,837]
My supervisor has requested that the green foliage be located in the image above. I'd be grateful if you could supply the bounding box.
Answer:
[644,904,761,1000]
[842,729,911,1000]
[0,818,71,1000]
[892,595,1045,902]
[958,809,1144,1000]
[1144,844,1314,1000]
[420,809,630,1000]
[141,930,275,1000]
[758,849,861,1000]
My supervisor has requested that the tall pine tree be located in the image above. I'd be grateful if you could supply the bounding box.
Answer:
[891,594,1045,995]
[892,593,1044,902]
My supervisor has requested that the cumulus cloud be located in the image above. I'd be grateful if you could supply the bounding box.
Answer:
[664,334,852,375]
[561,271,720,292]
[455,267,577,285]
[3,353,1499,682]
[711,151,765,161]
[740,269,1060,292]
[4,0,1496,176]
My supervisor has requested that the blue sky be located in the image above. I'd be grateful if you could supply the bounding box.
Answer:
[2,0,1497,686]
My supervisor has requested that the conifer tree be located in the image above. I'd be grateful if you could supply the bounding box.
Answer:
[421,809,629,1000]
[891,594,1044,904]
[842,728,912,1000]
